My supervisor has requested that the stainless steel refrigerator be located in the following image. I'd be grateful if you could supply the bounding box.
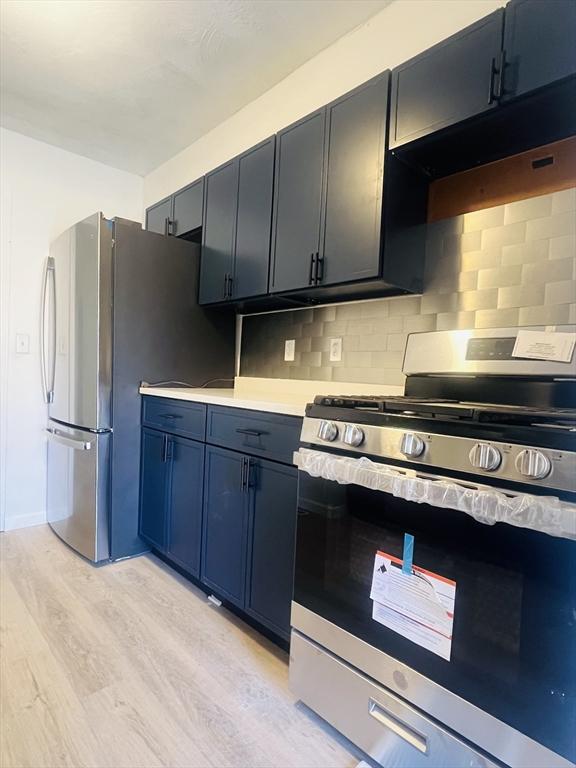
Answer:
[42,213,234,563]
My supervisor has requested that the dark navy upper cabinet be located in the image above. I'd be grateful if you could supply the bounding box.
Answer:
[390,10,505,148]
[166,435,204,578]
[201,445,249,606]
[199,138,276,305]
[146,178,204,238]
[145,197,172,236]
[199,160,238,305]
[502,0,576,101]
[246,458,297,639]
[139,428,168,551]
[172,178,204,237]
[233,138,275,300]
[320,73,389,287]
[270,109,326,294]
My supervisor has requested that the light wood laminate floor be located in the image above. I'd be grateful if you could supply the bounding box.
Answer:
[0,525,360,768]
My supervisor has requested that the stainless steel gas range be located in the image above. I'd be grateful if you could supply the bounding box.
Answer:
[289,327,576,768]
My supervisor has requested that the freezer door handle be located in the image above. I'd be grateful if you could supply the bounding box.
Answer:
[40,257,56,404]
[45,428,92,451]
[368,698,428,754]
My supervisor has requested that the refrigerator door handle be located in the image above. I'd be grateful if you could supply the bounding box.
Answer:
[46,428,92,451]
[40,257,56,404]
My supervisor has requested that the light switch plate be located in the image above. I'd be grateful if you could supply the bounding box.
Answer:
[284,339,296,361]
[16,333,30,354]
[329,337,342,362]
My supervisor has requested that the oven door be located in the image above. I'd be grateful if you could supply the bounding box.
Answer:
[292,450,576,767]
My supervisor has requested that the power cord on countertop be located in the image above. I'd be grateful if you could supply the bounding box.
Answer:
[140,378,234,389]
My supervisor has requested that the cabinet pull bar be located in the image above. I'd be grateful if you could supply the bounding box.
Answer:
[315,252,324,284]
[240,456,247,491]
[488,57,498,104]
[161,433,168,463]
[159,413,182,420]
[308,253,317,285]
[235,428,267,437]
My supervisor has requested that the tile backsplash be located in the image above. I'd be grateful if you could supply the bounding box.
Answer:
[240,188,576,386]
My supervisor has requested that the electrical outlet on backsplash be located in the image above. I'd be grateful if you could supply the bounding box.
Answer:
[240,188,576,386]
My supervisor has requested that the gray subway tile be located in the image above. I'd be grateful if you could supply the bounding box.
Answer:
[388,297,421,316]
[525,211,576,242]
[342,350,372,368]
[421,292,459,314]
[461,247,501,272]
[544,280,576,306]
[475,308,520,328]
[504,194,552,225]
[481,221,526,251]
[459,289,499,311]
[358,333,389,352]
[551,187,576,215]
[457,270,478,292]
[497,284,545,309]
[518,304,572,325]
[311,336,331,353]
[402,314,436,333]
[501,238,549,266]
[478,265,522,289]
[371,351,405,369]
[360,299,389,319]
[436,311,476,331]
[387,333,409,352]
[549,234,576,260]
[374,317,404,334]
[522,257,573,285]
[346,319,375,336]
[463,205,505,232]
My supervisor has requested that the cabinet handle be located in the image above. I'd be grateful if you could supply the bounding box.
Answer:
[246,458,254,489]
[240,456,248,491]
[164,217,174,236]
[308,253,317,285]
[235,428,268,437]
[166,437,173,462]
[315,252,324,284]
[226,274,234,300]
[488,52,505,104]
[161,434,168,463]
[158,413,182,420]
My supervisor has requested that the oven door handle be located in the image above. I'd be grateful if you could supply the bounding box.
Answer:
[368,698,427,754]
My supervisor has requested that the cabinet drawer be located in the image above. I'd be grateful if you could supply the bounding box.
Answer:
[142,397,206,440]
[206,406,301,464]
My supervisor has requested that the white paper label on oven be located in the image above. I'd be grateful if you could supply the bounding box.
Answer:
[370,551,456,661]
[512,330,576,363]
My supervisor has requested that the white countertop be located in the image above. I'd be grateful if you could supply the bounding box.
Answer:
[139,377,404,417]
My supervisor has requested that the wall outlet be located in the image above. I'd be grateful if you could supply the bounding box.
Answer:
[329,337,342,362]
[15,333,30,355]
[284,339,296,361]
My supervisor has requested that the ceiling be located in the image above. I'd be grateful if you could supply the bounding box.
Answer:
[0,0,391,175]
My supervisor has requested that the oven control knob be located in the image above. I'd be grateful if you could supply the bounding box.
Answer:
[317,420,339,442]
[469,443,501,472]
[400,433,425,458]
[515,449,551,479]
[343,424,365,447]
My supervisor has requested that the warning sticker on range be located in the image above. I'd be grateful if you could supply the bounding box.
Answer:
[370,550,456,661]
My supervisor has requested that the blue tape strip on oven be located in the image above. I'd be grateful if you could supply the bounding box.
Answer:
[402,533,414,575]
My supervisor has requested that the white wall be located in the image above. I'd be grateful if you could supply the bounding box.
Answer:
[0,128,143,531]
[144,0,502,206]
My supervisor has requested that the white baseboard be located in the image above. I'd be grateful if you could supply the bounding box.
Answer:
[3,511,47,532]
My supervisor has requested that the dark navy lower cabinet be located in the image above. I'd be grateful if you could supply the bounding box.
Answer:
[140,402,300,643]
[246,458,298,640]
[139,428,205,576]
[166,435,205,578]
[201,445,250,607]
[139,427,169,552]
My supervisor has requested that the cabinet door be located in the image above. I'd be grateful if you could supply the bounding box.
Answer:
[503,0,576,101]
[246,458,297,639]
[320,74,389,287]
[270,109,326,293]
[166,436,204,578]
[201,446,249,606]
[233,138,275,300]
[390,10,504,148]
[145,198,172,235]
[199,160,238,305]
[139,428,168,551]
[172,179,204,237]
